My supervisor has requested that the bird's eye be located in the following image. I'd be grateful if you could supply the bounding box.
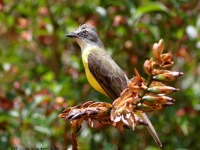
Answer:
[83,30,88,34]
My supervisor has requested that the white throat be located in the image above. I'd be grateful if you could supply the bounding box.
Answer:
[75,38,89,50]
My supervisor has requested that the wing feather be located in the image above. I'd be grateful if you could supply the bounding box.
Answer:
[88,49,129,100]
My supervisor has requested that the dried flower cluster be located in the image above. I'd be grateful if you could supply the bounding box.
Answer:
[111,39,183,131]
[59,101,113,150]
[59,39,183,150]
[59,101,112,133]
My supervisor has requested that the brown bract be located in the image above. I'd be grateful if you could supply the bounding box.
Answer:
[59,101,113,133]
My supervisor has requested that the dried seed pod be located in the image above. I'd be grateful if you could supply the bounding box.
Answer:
[153,71,184,82]
[59,101,113,132]
[143,59,154,75]
[147,86,178,94]
[142,95,175,104]
[136,103,162,112]
[119,88,133,101]
[128,71,147,92]
[152,69,167,75]
[150,81,165,87]
[111,110,139,131]
[153,39,164,60]
[159,53,174,68]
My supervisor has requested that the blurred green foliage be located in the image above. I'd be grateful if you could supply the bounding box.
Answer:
[0,0,200,149]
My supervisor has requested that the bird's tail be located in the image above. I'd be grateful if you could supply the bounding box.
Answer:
[137,112,163,148]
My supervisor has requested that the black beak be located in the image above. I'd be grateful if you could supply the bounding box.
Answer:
[66,32,78,38]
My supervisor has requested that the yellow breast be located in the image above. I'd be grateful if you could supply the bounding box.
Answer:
[82,48,108,96]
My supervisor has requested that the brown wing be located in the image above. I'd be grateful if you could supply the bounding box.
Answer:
[88,49,129,101]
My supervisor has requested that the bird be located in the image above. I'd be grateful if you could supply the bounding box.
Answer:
[66,24,162,148]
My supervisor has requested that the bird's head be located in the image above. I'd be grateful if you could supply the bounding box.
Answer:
[66,24,104,50]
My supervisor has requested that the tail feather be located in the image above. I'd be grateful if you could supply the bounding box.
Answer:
[137,112,163,148]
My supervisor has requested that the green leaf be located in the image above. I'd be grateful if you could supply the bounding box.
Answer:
[132,2,176,21]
